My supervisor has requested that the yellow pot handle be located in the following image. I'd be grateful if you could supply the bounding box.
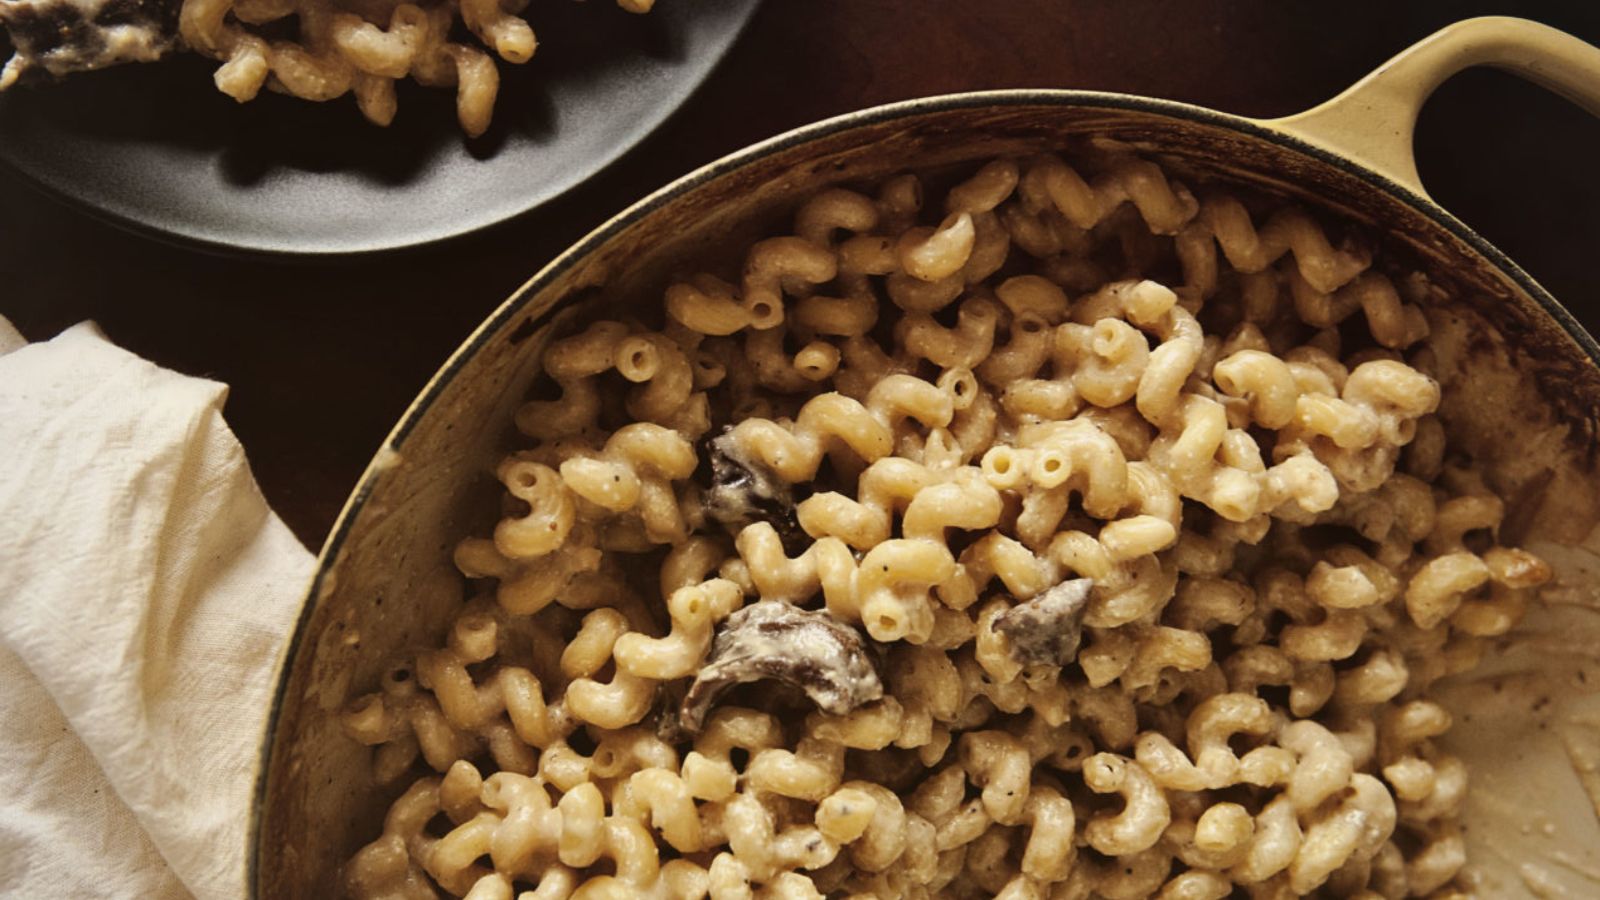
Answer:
[1266,16,1600,199]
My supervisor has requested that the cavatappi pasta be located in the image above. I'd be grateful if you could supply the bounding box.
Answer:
[0,0,653,135]
[173,0,655,137]
[339,149,1552,899]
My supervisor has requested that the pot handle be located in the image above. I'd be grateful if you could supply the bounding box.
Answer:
[1266,16,1600,199]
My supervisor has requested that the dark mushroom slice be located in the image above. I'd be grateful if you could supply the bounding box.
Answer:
[679,600,883,734]
[697,426,809,553]
[993,578,1094,667]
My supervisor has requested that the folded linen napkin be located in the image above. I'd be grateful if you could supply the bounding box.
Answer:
[0,317,316,899]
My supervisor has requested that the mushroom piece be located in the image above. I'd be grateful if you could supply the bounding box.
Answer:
[679,600,883,734]
[699,427,808,553]
[993,578,1094,667]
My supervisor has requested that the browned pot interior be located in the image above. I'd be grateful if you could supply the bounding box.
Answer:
[252,95,1600,898]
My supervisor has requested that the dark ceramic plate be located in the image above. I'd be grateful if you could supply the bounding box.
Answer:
[0,0,759,256]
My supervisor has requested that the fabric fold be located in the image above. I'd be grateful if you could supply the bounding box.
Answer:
[0,319,315,900]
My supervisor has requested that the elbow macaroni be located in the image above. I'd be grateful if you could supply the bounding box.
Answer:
[341,149,1549,899]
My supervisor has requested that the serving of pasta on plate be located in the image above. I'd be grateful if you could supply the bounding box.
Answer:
[331,147,1548,899]
[0,0,654,135]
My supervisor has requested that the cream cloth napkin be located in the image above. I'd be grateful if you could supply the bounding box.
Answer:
[0,317,316,899]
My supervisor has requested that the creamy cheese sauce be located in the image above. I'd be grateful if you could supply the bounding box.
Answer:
[1432,531,1600,897]
[1408,297,1600,897]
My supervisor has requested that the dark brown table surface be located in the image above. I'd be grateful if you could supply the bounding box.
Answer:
[5,0,1600,549]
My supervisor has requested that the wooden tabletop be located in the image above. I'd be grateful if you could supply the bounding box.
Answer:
[5,0,1600,549]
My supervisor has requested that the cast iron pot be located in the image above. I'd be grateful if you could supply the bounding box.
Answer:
[253,17,1600,897]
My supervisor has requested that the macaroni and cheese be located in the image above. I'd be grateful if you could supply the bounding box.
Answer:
[0,0,656,136]
[339,148,1550,898]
